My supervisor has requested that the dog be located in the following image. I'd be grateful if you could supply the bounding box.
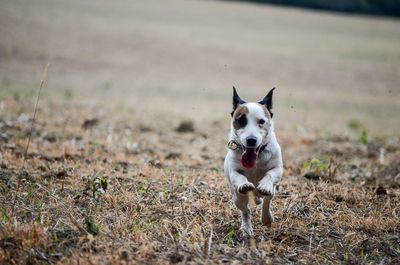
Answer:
[224,87,283,236]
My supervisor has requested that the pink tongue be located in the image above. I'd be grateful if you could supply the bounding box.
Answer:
[240,148,258,169]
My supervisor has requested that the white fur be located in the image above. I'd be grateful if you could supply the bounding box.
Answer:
[224,103,283,236]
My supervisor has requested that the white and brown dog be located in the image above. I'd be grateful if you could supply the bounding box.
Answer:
[224,87,283,236]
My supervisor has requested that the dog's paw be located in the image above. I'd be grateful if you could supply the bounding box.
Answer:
[257,182,275,196]
[240,223,254,237]
[237,183,255,194]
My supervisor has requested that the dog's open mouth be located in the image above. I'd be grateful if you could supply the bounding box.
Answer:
[240,145,262,169]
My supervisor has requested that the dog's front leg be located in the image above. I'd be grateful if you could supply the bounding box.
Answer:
[229,171,254,236]
[257,167,283,225]
[230,171,255,194]
[257,167,282,196]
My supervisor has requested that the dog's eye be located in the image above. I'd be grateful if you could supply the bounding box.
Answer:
[258,119,265,125]
[237,115,247,127]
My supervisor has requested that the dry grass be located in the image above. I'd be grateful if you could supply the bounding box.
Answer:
[1,94,399,264]
[1,1,400,263]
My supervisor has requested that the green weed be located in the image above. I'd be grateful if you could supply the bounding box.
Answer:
[83,175,108,201]
[360,129,368,145]
[347,119,363,131]
[84,216,100,236]
[225,228,235,247]
[304,156,337,181]
[138,183,147,193]
[0,207,10,224]
[347,119,369,145]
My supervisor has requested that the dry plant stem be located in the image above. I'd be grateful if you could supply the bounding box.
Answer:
[207,228,213,256]
[309,225,314,253]
[11,63,49,215]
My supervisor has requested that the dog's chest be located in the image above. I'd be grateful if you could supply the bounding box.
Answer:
[242,151,273,181]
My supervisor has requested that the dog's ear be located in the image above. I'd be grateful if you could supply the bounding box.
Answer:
[231,86,245,116]
[259,87,275,118]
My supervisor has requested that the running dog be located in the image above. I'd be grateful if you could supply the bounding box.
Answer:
[224,87,283,236]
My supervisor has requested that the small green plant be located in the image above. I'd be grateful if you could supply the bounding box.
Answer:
[0,207,10,224]
[211,167,221,174]
[138,183,147,193]
[35,201,45,224]
[178,175,185,187]
[225,228,235,247]
[304,156,337,181]
[83,175,108,201]
[25,182,35,203]
[304,158,329,175]
[347,119,363,130]
[360,129,368,145]
[175,231,181,243]
[347,119,368,145]
[84,216,100,236]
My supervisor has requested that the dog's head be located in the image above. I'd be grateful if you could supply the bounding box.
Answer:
[230,86,275,169]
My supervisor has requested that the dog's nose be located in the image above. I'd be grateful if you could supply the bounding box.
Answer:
[246,136,257,147]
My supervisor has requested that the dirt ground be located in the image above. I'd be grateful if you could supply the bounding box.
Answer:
[1,0,400,133]
[0,0,400,264]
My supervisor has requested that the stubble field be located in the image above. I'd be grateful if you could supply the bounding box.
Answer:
[1,0,399,264]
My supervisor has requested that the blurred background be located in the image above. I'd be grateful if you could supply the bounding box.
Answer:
[1,0,399,135]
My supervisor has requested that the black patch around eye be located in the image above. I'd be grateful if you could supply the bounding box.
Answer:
[237,115,247,127]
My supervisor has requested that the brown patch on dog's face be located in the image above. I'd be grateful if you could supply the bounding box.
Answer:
[260,104,272,120]
[232,105,249,130]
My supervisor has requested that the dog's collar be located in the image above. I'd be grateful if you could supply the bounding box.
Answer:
[227,140,267,154]
[227,140,241,150]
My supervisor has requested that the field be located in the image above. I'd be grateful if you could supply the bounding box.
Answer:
[1,0,400,264]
